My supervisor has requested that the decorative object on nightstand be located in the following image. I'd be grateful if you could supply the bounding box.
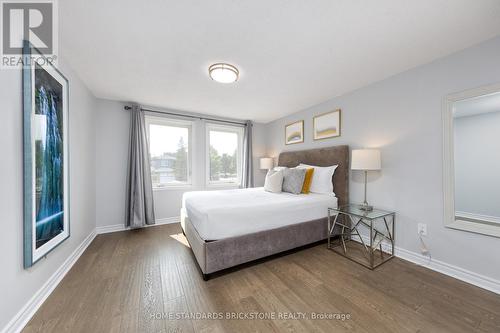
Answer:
[328,205,395,269]
[260,157,274,170]
[351,149,381,211]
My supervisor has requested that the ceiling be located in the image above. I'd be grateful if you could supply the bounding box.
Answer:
[59,0,500,123]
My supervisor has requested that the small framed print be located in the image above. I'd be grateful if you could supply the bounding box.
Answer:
[285,120,304,145]
[313,109,341,140]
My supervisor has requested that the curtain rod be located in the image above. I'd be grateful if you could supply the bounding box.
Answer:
[123,105,247,126]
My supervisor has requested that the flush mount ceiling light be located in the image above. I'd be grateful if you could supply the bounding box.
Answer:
[208,63,239,83]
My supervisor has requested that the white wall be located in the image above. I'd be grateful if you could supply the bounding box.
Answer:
[95,99,130,228]
[0,59,97,330]
[95,99,267,227]
[252,122,268,187]
[454,111,500,218]
[264,36,500,281]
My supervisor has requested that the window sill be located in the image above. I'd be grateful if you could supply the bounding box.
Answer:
[206,183,241,189]
[153,185,194,191]
[446,219,500,238]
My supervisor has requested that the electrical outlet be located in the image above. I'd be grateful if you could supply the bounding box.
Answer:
[418,223,427,236]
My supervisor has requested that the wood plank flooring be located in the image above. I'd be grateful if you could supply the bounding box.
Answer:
[24,223,500,333]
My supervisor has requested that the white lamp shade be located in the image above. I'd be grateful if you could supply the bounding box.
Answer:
[351,149,381,170]
[260,157,274,170]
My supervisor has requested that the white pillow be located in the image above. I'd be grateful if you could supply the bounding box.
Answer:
[298,163,338,194]
[264,169,284,193]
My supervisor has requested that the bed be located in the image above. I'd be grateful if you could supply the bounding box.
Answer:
[181,145,349,279]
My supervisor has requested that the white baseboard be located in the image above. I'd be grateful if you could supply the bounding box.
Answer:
[94,223,125,234]
[351,234,500,295]
[155,216,181,225]
[5,221,498,333]
[1,229,97,333]
[395,246,500,295]
[2,216,180,333]
[96,216,180,235]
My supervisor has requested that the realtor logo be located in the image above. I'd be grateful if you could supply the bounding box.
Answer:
[1,0,57,68]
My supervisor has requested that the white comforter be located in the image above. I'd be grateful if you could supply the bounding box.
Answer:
[182,187,337,241]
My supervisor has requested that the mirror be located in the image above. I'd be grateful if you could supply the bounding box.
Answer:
[443,85,500,237]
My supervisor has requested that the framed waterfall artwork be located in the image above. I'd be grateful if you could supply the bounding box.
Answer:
[23,41,70,268]
[285,120,304,145]
[313,109,341,140]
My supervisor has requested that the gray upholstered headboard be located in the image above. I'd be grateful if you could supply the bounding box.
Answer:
[278,145,349,207]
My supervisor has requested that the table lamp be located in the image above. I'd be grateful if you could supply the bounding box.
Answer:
[351,149,381,211]
[260,157,274,170]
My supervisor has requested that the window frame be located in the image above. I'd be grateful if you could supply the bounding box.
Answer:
[145,116,193,190]
[205,123,244,187]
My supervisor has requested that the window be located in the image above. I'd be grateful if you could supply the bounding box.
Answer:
[206,124,244,185]
[146,117,192,188]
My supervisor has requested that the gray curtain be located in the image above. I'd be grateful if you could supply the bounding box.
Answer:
[125,105,155,228]
[242,120,254,188]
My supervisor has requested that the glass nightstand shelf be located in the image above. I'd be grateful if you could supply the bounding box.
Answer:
[328,204,396,269]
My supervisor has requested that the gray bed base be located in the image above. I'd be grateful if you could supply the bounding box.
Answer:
[181,214,340,280]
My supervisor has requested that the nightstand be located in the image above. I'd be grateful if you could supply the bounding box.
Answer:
[328,204,396,269]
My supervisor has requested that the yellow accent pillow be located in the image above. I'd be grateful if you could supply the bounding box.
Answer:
[301,168,314,194]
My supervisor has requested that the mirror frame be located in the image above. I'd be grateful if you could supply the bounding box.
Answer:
[442,83,500,238]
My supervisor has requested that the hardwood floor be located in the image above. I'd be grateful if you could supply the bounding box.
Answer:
[24,223,500,333]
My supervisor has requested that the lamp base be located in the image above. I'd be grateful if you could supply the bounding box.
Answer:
[359,203,373,211]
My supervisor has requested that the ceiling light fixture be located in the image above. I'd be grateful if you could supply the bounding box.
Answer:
[208,63,239,83]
